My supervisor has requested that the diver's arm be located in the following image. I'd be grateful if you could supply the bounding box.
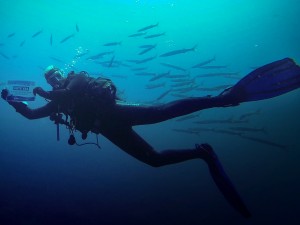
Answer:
[34,87,71,101]
[8,101,57,119]
[34,76,83,101]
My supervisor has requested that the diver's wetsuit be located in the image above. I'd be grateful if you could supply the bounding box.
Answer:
[8,88,231,167]
[7,57,300,168]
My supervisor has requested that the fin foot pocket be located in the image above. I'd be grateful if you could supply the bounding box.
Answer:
[196,143,252,218]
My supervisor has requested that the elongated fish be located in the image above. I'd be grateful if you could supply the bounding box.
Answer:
[136,55,157,64]
[139,45,156,55]
[196,72,239,78]
[192,56,216,68]
[49,56,65,63]
[7,33,15,38]
[172,129,200,135]
[131,67,147,71]
[86,51,114,60]
[160,62,186,72]
[0,52,10,59]
[128,32,147,37]
[144,32,165,39]
[149,71,170,82]
[145,82,165,89]
[32,29,43,38]
[108,55,115,67]
[194,118,248,124]
[239,135,287,150]
[135,72,156,76]
[19,40,26,47]
[50,34,53,46]
[156,89,172,101]
[176,113,201,122]
[198,65,228,69]
[103,41,121,46]
[239,109,261,120]
[171,79,195,88]
[160,45,197,57]
[196,84,233,91]
[76,23,79,32]
[60,34,75,43]
[139,44,156,48]
[137,22,159,32]
[212,129,242,136]
[229,126,267,134]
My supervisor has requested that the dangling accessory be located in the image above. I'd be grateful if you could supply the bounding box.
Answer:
[49,105,69,141]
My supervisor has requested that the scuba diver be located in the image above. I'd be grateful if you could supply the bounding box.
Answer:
[2,57,300,218]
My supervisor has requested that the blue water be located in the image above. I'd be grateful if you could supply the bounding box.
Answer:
[1,0,300,224]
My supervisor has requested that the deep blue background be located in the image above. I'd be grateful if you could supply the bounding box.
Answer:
[1,1,300,224]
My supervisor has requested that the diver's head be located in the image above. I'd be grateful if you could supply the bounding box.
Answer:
[44,65,64,89]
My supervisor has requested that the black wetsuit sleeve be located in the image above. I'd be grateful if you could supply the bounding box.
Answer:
[8,101,57,119]
[38,76,86,101]
[35,87,71,101]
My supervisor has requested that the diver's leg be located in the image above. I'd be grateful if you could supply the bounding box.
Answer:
[113,58,300,126]
[113,95,231,126]
[102,127,251,218]
[101,126,205,167]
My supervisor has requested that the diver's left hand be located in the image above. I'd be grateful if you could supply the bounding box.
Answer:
[1,89,9,100]
[33,87,43,96]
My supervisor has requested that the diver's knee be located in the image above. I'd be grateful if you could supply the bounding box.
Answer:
[143,153,164,167]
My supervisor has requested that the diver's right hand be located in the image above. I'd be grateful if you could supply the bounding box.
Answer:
[1,89,9,100]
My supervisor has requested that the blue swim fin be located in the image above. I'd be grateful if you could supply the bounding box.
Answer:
[196,144,251,218]
[221,58,300,103]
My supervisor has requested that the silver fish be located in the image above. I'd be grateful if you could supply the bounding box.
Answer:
[176,114,201,122]
[229,126,267,134]
[139,46,156,55]
[136,55,157,64]
[103,41,121,46]
[86,51,114,60]
[135,72,156,76]
[137,22,159,32]
[60,34,75,43]
[49,56,65,63]
[131,67,147,71]
[19,40,26,47]
[145,82,165,89]
[32,29,43,38]
[128,32,147,37]
[149,71,170,82]
[139,44,156,48]
[160,45,197,57]
[239,109,261,120]
[156,89,172,101]
[194,118,248,124]
[172,128,200,135]
[144,32,165,39]
[7,33,15,38]
[160,62,186,72]
[50,34,53,46]
[196,84,233,91]
[239,135,287,150]
[0,52,10,59]
[171,79,195,88]
[196,72,240,78]
[198,65,228,69]
[192,56,216,68]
